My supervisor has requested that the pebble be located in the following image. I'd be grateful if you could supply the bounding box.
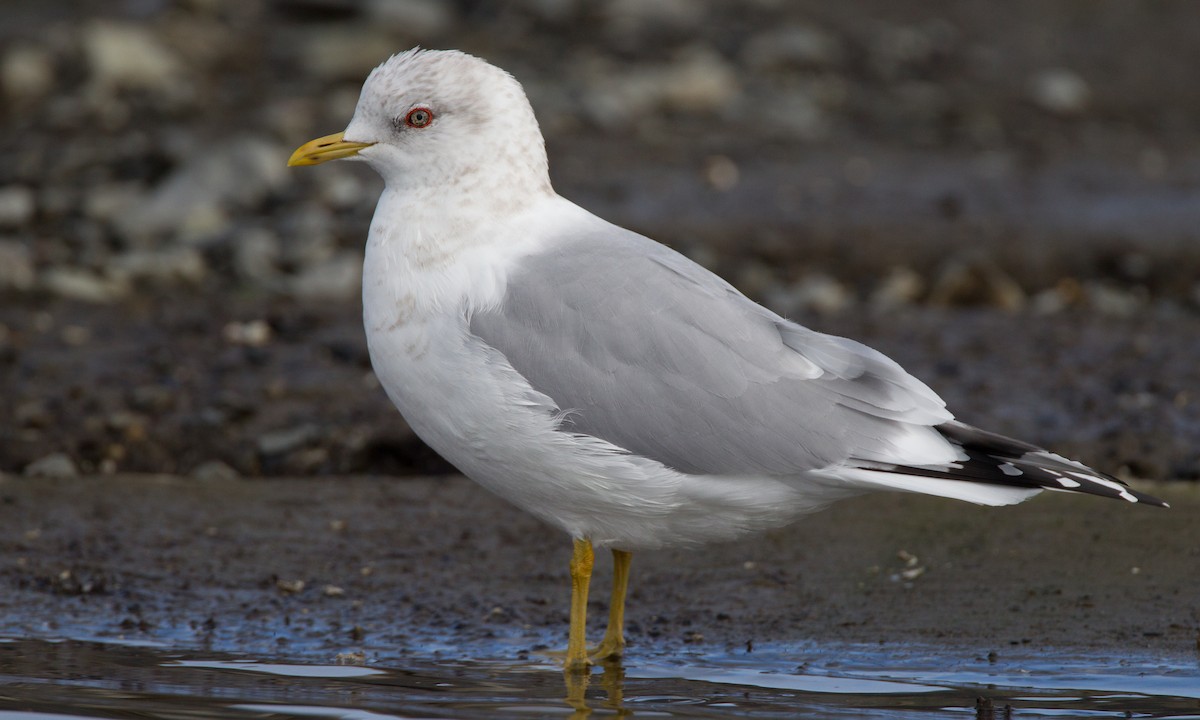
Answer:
[365,0,456,36]
[742,25,843,70]
[116,136,287,243]
[580,46,740,126]
[276,578,306,594]
[928,256,1025,310]
[83,21,184,94]
[767,273,854,315]
[223,319,272,347]
[656,46,740,114]
[1084,282,1146,318]
[15,400,52,428]
[0,186,36,227]
[83,184,142,224]
[280,207,336,267]
[1,44,54,104]
[1030,68,1091,115]
[703,155,740,192]
[191,459,241,482]
[318,171,371,211]
[107,248,207,286]
[24,453,79,479]
[40,268,129,303]
[287,250,364,301]
[507,0,581,23]
[0,240,35,291]
[601,0,704,38]
[299,28,402,82]
[761,88,828,140]
[870,266,925,310]
[257,424,321,457]
[233,228,282,283]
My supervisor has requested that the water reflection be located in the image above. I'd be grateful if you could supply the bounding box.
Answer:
[564,661,630,718]
[0,637,1196,719]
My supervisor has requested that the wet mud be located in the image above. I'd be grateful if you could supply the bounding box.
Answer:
[2,473,1195,663]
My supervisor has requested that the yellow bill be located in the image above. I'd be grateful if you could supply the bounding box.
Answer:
[288,132,374,166]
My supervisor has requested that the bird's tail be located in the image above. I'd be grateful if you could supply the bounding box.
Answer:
[889,420,1166,506]
[823,420,1167,508]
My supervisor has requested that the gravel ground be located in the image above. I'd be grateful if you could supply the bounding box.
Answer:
[3,1,1199,483]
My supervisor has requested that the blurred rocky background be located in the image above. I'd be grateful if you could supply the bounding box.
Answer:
[2,0,1198,482]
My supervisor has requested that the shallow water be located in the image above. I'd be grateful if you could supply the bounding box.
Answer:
[1,636,1196,719]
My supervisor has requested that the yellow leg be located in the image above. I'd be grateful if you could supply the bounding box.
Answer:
[565,538,594,673]
[591,549,632,661]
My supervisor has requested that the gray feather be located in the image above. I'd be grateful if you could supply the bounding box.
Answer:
[469,224,951,476]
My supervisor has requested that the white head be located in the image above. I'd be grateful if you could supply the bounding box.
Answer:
[290,49,553,202]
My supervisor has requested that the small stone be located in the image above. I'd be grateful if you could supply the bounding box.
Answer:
[761,88,827,140]
[116,136,287,242]
[1030,68,1091,115]
[703,155,740,192]
[15,400,52,428]
[107,247,207,285]
[581,46,740,126]
[601,0,704,37]
[276,578,306,594]
[870,266,925,310]
[281,207,336,267]
[334,650,367,665]
[223,319,272,347]
[508,0,581,22]
[60,325,91,346]
[257,424,321,457]
[24,453,79,479]
[40,268,129,303]
[318,171,369,211]
[323,584,346,597]
[742,25,843,70]
[233,228,281,283]
[1084,282,1146,318]
[83,183,142,224]
[0,186,35,227]
[190,460,240,482]
[300,28,402,82]
[129,384,175,412]
[83,21,184,94]
[928,256,1025,310]
[657,46,740,114]
[365,0,456,36]
[286,250,363,301]
[767,273,853,316]
[1,44,54,103]
[0,240,35,291]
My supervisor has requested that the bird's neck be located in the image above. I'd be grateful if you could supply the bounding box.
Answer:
[363,184,562,317]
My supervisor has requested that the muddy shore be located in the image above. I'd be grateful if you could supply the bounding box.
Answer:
[2,473,1195,665]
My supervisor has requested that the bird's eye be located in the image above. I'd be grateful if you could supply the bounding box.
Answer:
[404,107,434,128]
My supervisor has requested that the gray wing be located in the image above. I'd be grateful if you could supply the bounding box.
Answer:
[470,223,951,477]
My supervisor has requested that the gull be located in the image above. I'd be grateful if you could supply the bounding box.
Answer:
[289,48,1166,672]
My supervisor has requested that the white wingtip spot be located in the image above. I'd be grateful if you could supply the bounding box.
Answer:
[997,462,1023,477]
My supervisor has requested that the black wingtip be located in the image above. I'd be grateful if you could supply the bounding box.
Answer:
[935,421,1170,509]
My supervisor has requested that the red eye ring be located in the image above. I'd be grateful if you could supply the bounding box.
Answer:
[405,107,434,128]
